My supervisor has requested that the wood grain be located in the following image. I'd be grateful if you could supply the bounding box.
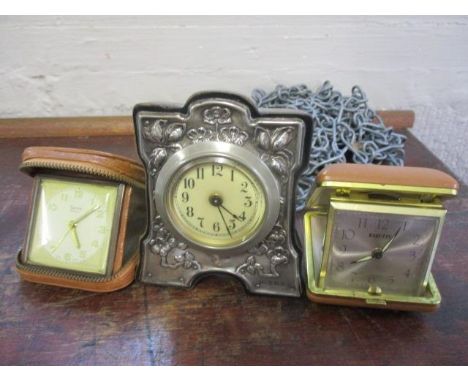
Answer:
[0,132,466,365]
[0,110,414,138]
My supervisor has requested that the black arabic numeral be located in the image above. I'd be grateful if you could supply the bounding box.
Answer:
[358,218,367,229]
[377,218,390,231]
[186,206,194,217]
[212,164,223,177]
[181,192,189,203]
[184,178,195,189]
[401,221,408,232]
[240,181,248,193]
[196,167,205,179]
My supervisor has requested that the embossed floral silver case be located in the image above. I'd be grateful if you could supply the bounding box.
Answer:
[133,92,313,297]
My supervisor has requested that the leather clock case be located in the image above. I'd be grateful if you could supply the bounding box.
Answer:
[16,146,146,292]
[305,163,459,311]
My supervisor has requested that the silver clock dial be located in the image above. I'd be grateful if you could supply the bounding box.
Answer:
[325,209,440,296]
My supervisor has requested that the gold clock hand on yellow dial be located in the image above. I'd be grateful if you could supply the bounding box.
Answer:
[71,225,81,249]
[50,224,74,254]
[352,227,401,264]
[71,205,101,226]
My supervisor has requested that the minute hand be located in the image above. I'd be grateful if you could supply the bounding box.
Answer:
[381,226,401,254]
[217,206,233,238]
[71,205,100,226]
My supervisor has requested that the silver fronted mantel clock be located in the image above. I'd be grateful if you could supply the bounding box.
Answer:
[133,91,313,297]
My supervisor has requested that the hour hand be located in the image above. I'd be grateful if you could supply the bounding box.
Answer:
[351,254,373,264]
[219,204,243,222]
[70,224,81,249]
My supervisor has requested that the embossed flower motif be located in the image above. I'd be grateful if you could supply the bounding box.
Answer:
[143,119,185,144]
[268,246,289,266]
[152,216,163,231]
[149,147,167,175]
[266,226,287,245]
[237,255,264,275]
[203,106,232,125]
[144,119,185,173]
[256,126,294,152]
[255,125,295,181]
[187,126,215,143]
[174,252,201,270]
[149,216,201,269]
[219,126,249,146]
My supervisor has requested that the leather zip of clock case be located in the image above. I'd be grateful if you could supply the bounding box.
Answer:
[16,146,146,292]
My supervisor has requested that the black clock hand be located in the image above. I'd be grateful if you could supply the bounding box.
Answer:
[217,206,233,238]
[219,204,243,222]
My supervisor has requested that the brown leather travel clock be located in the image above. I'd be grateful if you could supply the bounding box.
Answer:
[16,146,146,292]
[134,91,313,297]
[303,163,458,311]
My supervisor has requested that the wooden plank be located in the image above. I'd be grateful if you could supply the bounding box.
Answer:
[0,132,466,365]
[0,110,414,139]
[0,116,132,139]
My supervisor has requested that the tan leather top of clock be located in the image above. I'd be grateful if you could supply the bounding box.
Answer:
[20,146,146,188]
[316,163,459,192]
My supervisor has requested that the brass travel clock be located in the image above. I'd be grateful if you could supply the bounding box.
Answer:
[134,91,313,297]
[304,163,458,311]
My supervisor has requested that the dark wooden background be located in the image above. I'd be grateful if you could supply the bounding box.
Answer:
[0,130,467,365]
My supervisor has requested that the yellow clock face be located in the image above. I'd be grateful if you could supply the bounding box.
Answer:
[26,177,121,275]
[166,159,267,248]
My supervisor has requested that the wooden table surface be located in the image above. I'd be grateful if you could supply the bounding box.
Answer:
[0,131,467,365]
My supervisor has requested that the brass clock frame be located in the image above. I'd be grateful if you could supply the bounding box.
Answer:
[304,174,457,311]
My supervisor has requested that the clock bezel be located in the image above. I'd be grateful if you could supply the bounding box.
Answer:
[22,174,125,277]
[154,141,281,254]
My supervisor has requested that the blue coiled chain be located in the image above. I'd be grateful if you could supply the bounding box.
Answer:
[252,81,407,211]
